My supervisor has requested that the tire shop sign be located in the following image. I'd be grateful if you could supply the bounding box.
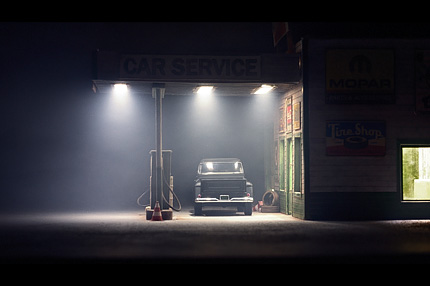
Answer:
[326,121,386,156]
[120,55,261,81]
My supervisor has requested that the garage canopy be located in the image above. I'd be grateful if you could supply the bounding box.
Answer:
[92,51,301,96]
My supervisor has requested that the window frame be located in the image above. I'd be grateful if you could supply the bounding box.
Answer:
[399,140,430,203]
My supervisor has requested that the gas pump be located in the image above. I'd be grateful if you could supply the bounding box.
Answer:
[146,150,174,220]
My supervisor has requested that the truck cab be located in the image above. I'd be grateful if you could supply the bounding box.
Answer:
[194,158,253,215]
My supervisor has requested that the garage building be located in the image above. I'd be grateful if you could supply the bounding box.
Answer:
[93,38,430,220]
[276,38,430,219]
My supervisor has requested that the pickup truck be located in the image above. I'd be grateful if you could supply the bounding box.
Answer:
[194,158,253,216]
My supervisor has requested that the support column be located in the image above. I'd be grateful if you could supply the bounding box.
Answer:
[152,83,165,210]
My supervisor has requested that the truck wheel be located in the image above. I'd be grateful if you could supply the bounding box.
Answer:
[194,205,202,216]
[244,203,252,216]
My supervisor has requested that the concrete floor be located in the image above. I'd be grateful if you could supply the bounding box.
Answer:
[1,208,430,263]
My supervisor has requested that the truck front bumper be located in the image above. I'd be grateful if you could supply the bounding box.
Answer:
[195,197,253,204]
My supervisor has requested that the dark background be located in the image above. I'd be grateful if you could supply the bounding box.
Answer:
[2,21,430,213]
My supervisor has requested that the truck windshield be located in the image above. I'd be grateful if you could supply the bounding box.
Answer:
[201,162,243,173]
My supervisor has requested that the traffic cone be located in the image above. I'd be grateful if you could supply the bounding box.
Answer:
[151,201,163,221]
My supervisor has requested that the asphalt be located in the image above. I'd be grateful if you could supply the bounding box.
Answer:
[1,207,430,263]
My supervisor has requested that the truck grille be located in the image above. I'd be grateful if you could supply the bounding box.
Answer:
[201,179,246,198]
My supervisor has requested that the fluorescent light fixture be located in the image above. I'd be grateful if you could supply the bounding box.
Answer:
[194,86,214,95]
[113,83,128,95]
[252,84,275,94]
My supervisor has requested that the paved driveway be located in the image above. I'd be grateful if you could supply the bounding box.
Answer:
[1,209,430,263]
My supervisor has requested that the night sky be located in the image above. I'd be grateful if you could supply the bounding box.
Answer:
[2,22,430,213]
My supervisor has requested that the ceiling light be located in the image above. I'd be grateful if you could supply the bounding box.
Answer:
[112,83,128,95]
[194,86,214,95]
[252,84,275,94]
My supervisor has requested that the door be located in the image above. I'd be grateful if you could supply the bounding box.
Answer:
[286,138,293,214]
[279,138,285,192]
[279,138,289,214]
[294,136,302,194]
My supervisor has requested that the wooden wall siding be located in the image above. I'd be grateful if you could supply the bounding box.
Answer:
[293,194,305,219]
[306,192,400,220]
[277,85,304,218]
[307,39,430,195]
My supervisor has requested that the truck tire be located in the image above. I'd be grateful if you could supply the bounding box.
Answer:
[244,203,252,216]
[262,190,279,206]
[194,204,202,216]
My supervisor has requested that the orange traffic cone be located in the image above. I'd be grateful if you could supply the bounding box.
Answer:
[151,201,163,221]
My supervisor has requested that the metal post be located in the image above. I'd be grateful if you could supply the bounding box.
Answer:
[152,83,165,210]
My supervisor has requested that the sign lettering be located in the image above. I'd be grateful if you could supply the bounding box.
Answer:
[120,55,261,81]
[326,49,395,104]
[326,121,386,156]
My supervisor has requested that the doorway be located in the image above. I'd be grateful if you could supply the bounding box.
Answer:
[279,137,293,215]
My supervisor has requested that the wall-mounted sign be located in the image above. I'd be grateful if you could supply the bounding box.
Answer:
[120,55,261,81]
[293,102,301,130]
[326,49,395,104]
[326,121,386,156]
[279,104,286,133]
[415,50,430,113]
[286,98,292,133]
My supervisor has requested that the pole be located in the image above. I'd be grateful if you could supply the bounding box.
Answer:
[152,83,165,209]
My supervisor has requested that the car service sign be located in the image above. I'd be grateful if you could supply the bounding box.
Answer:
[120,55,261,81]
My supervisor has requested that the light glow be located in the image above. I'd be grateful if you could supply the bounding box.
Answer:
[206,162,214,171]
[113,83,128,96]
[109,83,132,113]
[253,84,275,94]
[195,86,214,95]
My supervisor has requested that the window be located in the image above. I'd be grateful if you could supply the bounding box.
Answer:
[199,161,243,174]
[401,146,430,201]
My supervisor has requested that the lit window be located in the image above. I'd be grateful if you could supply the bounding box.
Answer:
[401,146,430,201]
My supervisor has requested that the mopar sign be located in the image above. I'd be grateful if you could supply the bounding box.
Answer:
[120,55,261,81]
[326,49,395,104]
